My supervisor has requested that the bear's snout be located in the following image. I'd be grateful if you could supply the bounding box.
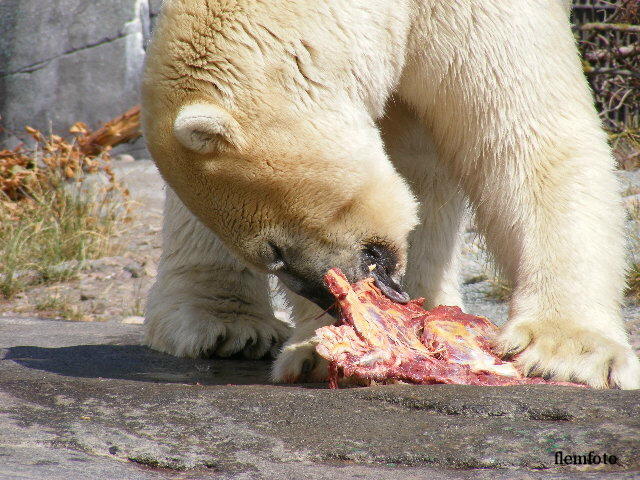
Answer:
[360,243,410,304]
[270,240,409,312]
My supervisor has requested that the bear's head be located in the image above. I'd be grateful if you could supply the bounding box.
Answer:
[142,0,418,309]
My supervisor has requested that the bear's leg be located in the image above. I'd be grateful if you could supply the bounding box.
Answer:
[379,98,467,308]
[271,293,330,383]
[484,166,639,389]
[467,149,639,389]
[399,0,639,388]
[144,188,292,359]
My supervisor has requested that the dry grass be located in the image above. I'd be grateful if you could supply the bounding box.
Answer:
[127,279,146,317]
[34,294,89,322]
[611,128,640,170]
[625,263,640,300]
[625,197,640,300]
[485,274,512,302]
[0,125,129,298]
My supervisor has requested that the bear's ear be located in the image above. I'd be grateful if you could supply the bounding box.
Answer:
[173,103,243,154]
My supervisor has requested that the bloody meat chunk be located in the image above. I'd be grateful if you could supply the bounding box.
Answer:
[315,268,585,389]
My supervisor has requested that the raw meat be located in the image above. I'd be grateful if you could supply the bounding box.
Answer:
[315,268,585,388]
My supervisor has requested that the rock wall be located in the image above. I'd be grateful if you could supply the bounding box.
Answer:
[0,0,163,153]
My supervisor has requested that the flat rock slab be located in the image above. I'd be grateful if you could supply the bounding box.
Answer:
[0,317,638,480]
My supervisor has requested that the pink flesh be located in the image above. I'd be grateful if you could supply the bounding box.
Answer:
[315,269,585,389]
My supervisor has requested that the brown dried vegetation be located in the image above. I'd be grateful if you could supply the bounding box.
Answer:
[0,120,133,298]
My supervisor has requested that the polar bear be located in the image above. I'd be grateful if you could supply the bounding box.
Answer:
[141,0,640,388]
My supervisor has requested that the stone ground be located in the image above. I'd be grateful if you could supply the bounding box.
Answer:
[0,160,164,325]
[2,317,639,480]
[1,160,639,479]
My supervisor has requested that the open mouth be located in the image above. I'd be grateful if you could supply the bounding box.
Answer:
[273,241,411,314]
[358,242,410,304]
[275,269,338,313]
[369,265,411,304]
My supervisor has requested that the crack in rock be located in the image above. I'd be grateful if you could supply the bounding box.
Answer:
[1,0,151,78]
[0,34,131,77]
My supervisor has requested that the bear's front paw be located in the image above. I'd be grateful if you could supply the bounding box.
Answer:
[271,339,329,383]
[144,306,292,360]
[496,321,640,389]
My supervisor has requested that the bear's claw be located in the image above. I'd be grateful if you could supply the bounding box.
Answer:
[497,321,640,389]
[144,306,292,360]
[271,340,329,383]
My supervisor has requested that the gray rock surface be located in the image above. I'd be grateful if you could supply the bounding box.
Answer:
[0,0,155,154]
[0,161,639,478]
[1,316,638,479]
[149,0,165,33]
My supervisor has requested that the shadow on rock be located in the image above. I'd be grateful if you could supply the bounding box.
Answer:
[3,344,274,385]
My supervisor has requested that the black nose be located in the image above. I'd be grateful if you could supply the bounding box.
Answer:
[361,243,410,304]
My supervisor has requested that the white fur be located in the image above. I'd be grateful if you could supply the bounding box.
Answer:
[271,293,331,383]
[380,99,467,309]
[173,103,242,154]
[143,0,640,388]
[145,188,292,359]
[397,0,638,388]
